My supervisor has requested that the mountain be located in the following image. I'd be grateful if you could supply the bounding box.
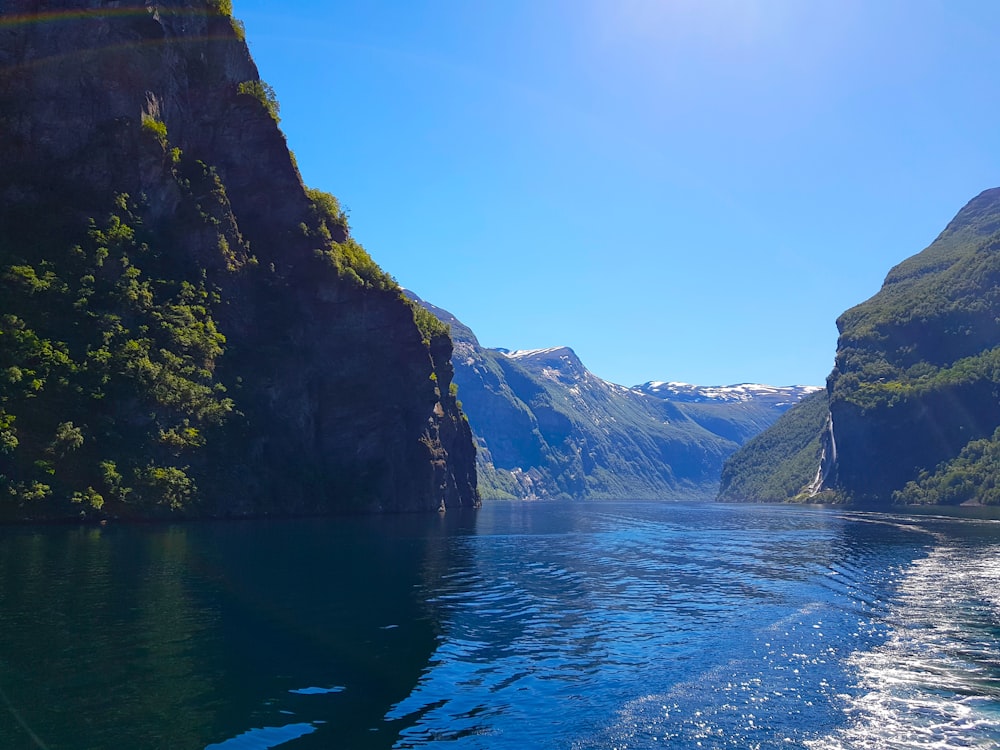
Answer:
[0,0,478,519]
[716,389,830,503]
[407,292,817,500]
[719,188,1000,506]
[637,382,818,405]
[635,381,821,444]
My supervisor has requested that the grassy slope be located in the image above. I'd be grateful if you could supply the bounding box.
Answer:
[716,390,829,502]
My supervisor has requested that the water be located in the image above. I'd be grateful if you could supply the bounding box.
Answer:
[0,502,998,749]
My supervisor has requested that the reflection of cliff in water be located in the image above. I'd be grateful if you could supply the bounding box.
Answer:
[0,515,477,749]
[0,526,215,747]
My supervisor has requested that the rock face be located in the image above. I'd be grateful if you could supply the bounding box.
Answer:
[408,293,816,501]
[0,0,478,518]
[718,188,1000,506]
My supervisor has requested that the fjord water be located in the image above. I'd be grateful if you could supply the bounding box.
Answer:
[1,504,999,749]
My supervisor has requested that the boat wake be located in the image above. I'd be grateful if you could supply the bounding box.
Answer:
[808,530,1000,750]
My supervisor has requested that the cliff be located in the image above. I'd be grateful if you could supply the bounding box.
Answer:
[718,188,1000,506]
[0,0,478,518]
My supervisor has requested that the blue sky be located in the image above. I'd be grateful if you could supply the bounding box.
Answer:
[232,0,1000,388]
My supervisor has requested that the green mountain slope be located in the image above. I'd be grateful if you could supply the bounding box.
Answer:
[716,390,830,502]
[0,0,477,519]
[719,188,1000,506]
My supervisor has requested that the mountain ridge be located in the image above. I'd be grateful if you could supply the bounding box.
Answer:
[635,381,821,405]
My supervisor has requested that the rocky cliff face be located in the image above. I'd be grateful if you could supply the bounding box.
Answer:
[718,188,1000,506]
[0,0,478,517]
[823,188,1000,504]
[408,292,815,501]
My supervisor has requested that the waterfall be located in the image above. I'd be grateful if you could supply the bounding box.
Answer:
[807,411,837,496]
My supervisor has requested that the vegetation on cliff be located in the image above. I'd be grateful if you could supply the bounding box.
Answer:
[1,189,235,516]
[718,188,1000,506]
[0,0,478,519]
[826,188,1000,504]
[894,426,1000,505]
[716,390,829,503]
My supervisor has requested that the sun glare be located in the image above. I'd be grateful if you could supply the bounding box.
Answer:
[594,0,776,56]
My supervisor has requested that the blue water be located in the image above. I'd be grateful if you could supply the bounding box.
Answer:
[0,501,998,749]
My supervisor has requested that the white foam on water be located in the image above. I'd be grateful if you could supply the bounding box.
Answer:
[807,535,1000,750]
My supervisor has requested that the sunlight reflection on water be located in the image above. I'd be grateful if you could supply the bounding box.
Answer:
[2,504,1000,749]
[203,722,318,749]
[807,529,1000,750]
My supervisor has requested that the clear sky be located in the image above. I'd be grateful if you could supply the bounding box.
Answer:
[231,0,1000,388]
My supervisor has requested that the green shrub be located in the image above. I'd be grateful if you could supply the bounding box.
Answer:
[0,412,17,453]
[236,80,280,123]
[140,115,168,147]
[49,422,84,456]
[305,187,348,234]
[410,302,450,343]
[136,465,195,510]
[207,0,233,15]
[231,17,246,41]
[71,487,104,511]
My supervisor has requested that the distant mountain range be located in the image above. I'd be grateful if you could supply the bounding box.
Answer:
[719,187,1000,507]
[635,381,817,406]
[407,292,819,501]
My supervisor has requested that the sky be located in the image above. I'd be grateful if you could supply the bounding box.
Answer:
[231,0,1000,388]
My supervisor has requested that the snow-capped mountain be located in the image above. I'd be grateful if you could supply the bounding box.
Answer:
[635,381,822,406]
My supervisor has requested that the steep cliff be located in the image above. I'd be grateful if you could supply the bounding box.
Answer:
[0,0,478,518]
[718,188,1000,505]
[827,188,1000,504]
[408,292,816,501]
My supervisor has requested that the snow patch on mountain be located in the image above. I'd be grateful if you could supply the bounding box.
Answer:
[504,346,575,360]
[636,381,822,404]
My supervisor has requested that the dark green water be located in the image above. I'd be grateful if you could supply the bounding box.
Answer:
[1,502,998,749]
[0,512,468,749]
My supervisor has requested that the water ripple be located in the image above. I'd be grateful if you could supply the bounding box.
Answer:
[808,527,1000,750]
[388,503,938,748]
